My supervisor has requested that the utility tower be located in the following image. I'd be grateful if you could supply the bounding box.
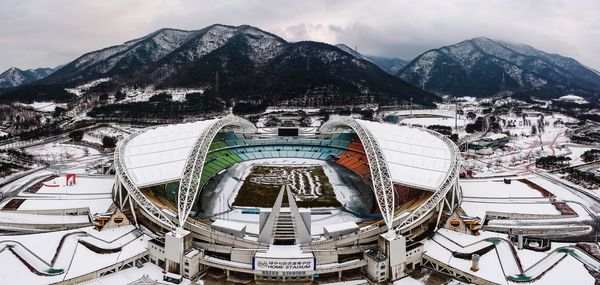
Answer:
[215,71,220,96]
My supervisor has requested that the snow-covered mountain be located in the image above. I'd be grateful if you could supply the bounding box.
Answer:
[44,25,288,84]
[334,44,408,75]
[334,44,372,62]
[38,24,436,106]
[397,37,600,98]
[366,56,408,75]
[0,67,55,88]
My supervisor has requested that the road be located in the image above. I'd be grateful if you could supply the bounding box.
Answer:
[533,170,600,241]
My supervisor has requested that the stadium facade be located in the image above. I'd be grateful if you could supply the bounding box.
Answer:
[112,115,461,282]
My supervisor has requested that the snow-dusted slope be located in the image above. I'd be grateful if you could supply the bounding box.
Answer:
[397,37,600,98]
[26,24,437,107]
[366,56,408,75]
[0,67,55,88]
[334,44,409,75]
[44,24,289,84]
[334,44,372,62]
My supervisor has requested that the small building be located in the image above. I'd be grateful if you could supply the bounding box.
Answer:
[364,249,389,282]
[322,222,359,239]
[556,94,588,104]
[468,133,509,151]
[211,219,246,238]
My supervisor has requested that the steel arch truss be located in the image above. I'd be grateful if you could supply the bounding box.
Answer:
[177,115,257,227]
[394,129,461,236]
[320,117,395,230]
[114,131,177,230]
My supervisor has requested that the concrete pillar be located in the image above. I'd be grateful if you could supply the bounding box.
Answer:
[518,234,524,250]
[470,254,480,272]
[338,270,342,280]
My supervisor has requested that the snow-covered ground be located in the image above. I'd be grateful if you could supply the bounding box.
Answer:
[24,143,100,161]
[424,229,596,285]
[0,169,52,196]
[65,78,111,96]
[460,175,596,221]
[121,86,204,103]
[199,158,371,235]
[6,175,115,215]
[462,112,581,178]
[82,126,128,145]
[461,200,559,219]
[78,262,192,285]
[564,145,594,165]
[400,116,467,127]
[20,101,68,112]
[461,179,547,198]
[263,107,322,114]
[0,225,149,285]
[0,211,89,225]
[35,175,114,194]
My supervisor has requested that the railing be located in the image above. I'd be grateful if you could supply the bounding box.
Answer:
[114,129,177,230]
[320,117,395,231]
[177,115,257,227]
[393,128,461,235]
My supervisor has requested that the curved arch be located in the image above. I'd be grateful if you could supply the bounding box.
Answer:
[114,131,177,230]
[394,129,461,233]
[320,117,395,230]
[177,115,257,227]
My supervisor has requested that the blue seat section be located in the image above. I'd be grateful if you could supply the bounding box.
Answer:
[200,132,357,187]
[229,145,345,161]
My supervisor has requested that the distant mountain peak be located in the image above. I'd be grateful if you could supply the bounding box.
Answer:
[22,24,437,107]
[334,44,372,62]
[0,66,56,88]
[397,37,600,98]
[366,55,408,75]
[334,44,410,75]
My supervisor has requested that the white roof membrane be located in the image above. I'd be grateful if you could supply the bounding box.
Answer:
[356,120,453,190]
[122,119,218,186]
[121,118,455,191]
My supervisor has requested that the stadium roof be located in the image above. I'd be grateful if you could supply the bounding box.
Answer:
[121,117,455,191]
[123,119,218,187]
[356,119,453,191]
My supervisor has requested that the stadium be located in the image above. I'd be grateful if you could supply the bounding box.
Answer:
[112,115,461,283]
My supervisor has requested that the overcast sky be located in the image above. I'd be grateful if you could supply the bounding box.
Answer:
[1,0,599,72]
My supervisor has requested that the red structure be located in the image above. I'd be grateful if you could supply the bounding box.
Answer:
[66,173,77,186]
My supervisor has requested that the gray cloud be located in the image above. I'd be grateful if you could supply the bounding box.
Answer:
[1,0,599,71]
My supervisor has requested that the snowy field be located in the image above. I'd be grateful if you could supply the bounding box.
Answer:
[461,179,547,198]
[197,158,372,235]
[20,101,68,112]
[564,145,594,165]
[200,158,371,214]
[0,225,150,285]
[121,86,204,103]
[79,262,192,285]
[15,175,114,215]
[424,229,596,284]
[212,207,362,236]
[233,164,341,207]
[462,112,580,178]
[65,78,110,96]
[400,116,467,127]
[83,126,128,145]
[35,175,114,194]
[461,201,559,219]
[24,143,100,161]
[460,179,561,218]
